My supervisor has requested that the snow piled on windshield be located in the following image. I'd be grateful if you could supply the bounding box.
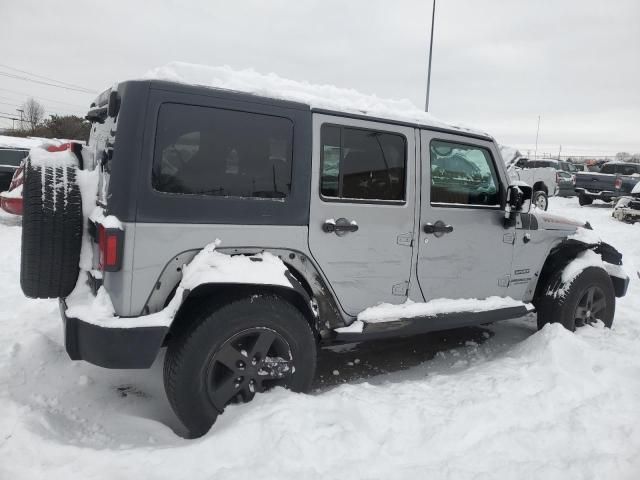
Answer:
[145,62,487,136]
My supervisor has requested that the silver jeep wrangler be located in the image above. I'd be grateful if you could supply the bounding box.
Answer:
[20,80,629,437]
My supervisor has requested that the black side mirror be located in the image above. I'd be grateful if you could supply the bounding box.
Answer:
[504,184,533,227]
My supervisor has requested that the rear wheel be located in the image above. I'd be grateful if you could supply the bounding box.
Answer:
[164,294,317,438]
[535,266,615,331]
[533,190,548,211]
[578,194,593,206]
[20,161,83,298]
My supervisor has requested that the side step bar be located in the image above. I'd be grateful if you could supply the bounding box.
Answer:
[331,305,532,344]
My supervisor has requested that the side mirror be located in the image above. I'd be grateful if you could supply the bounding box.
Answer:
[504,184,533,227]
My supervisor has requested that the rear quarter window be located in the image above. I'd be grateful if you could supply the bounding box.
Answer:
[152,103,293,199]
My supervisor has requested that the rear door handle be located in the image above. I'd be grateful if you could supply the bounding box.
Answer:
[323,218,359,235]
[424,221,453,237]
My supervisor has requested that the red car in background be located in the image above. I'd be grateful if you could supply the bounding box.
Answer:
[0,142,83,216]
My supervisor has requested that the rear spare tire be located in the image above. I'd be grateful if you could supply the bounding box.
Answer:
[20,160,83,298]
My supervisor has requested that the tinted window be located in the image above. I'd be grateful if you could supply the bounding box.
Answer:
[0,149,28,167]
[430,140,500,206]
[618,164,639,175]
[153,103,293,198]
[600,164,616,174]
[320,125,406,201]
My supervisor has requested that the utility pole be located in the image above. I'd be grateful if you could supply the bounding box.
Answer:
[16,109,24,130]
[534,115,540,159]
[558,144,562,160]
[425,0,437,112]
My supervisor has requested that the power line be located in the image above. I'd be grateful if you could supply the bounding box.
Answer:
[0,63,95,93]
[0,88,89,109]
[0,71,96,94]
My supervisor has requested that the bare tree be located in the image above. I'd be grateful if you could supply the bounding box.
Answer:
[21,98,45,132]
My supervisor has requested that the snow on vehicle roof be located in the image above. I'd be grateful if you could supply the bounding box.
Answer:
[145,62,490,138]
[0,135,61,150]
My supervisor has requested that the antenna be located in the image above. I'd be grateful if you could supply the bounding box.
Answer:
[425,0,437,112]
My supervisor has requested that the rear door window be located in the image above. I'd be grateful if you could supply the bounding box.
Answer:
[320,124,406,202]
[153,103,293,199]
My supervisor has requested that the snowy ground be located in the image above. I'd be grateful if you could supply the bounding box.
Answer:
[1,197,639,480]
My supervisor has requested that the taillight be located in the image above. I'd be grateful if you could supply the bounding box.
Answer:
[614,177,622,190]
[98,224,124,271]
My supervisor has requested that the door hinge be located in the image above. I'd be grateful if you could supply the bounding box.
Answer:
[392,281,409,296]
[397,233,413,247]
[503,233,515,244]
[497,275,511,287]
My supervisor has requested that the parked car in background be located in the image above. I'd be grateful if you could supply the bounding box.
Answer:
[574,162,640,205]
[556,170,576,197]
[516,158,580,174]
[612,182,640,223]
[0,147,29,191]
[503,157,558,210]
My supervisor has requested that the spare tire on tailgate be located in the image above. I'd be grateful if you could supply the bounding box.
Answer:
[21,148,83,299]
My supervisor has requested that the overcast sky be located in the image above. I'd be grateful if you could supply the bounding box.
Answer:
[2,0,638,155]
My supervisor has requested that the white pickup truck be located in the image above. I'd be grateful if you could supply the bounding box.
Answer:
[499,147,557,210]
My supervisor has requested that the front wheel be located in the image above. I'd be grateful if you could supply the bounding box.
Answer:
[535,266,615,331]
[533,190,549,211]
[578,194,593,206]
[164,294,317,438]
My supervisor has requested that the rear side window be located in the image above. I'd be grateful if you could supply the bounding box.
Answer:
[0,149,28,166]
[320,124,406,201]
[430,140,500,206]
[153,103,293,199]
[600,164,616,174]
[618,164,639,175]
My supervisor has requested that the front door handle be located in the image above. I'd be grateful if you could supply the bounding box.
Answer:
[424,220,453,237]
[323,218,359,235]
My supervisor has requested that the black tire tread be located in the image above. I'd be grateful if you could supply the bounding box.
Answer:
[20,161,83,298]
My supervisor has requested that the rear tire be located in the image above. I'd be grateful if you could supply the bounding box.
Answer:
[164,294,317,438]
[535,266,615,331]
[533,190,548,211]
[578,194,593,206]
[20,161,83,298]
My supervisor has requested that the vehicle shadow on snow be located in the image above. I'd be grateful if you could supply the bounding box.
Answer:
[314,326,494,388]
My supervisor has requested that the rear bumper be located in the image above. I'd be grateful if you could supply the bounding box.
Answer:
[60,299,167,369]
[574,188,617,199]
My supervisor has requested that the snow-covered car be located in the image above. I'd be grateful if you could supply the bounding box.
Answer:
[19,66,630,438]
[501,154,557,210]
[612,182,640,223]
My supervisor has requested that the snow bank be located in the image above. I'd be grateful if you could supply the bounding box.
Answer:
[145,62,486,136]
[358,296,530,323]
[65,242,293,328]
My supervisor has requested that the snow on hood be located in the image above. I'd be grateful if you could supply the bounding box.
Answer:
[144,62,488,137]
[632,182,640,195]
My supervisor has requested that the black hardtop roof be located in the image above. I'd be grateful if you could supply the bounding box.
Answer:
[118,79,494,142]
